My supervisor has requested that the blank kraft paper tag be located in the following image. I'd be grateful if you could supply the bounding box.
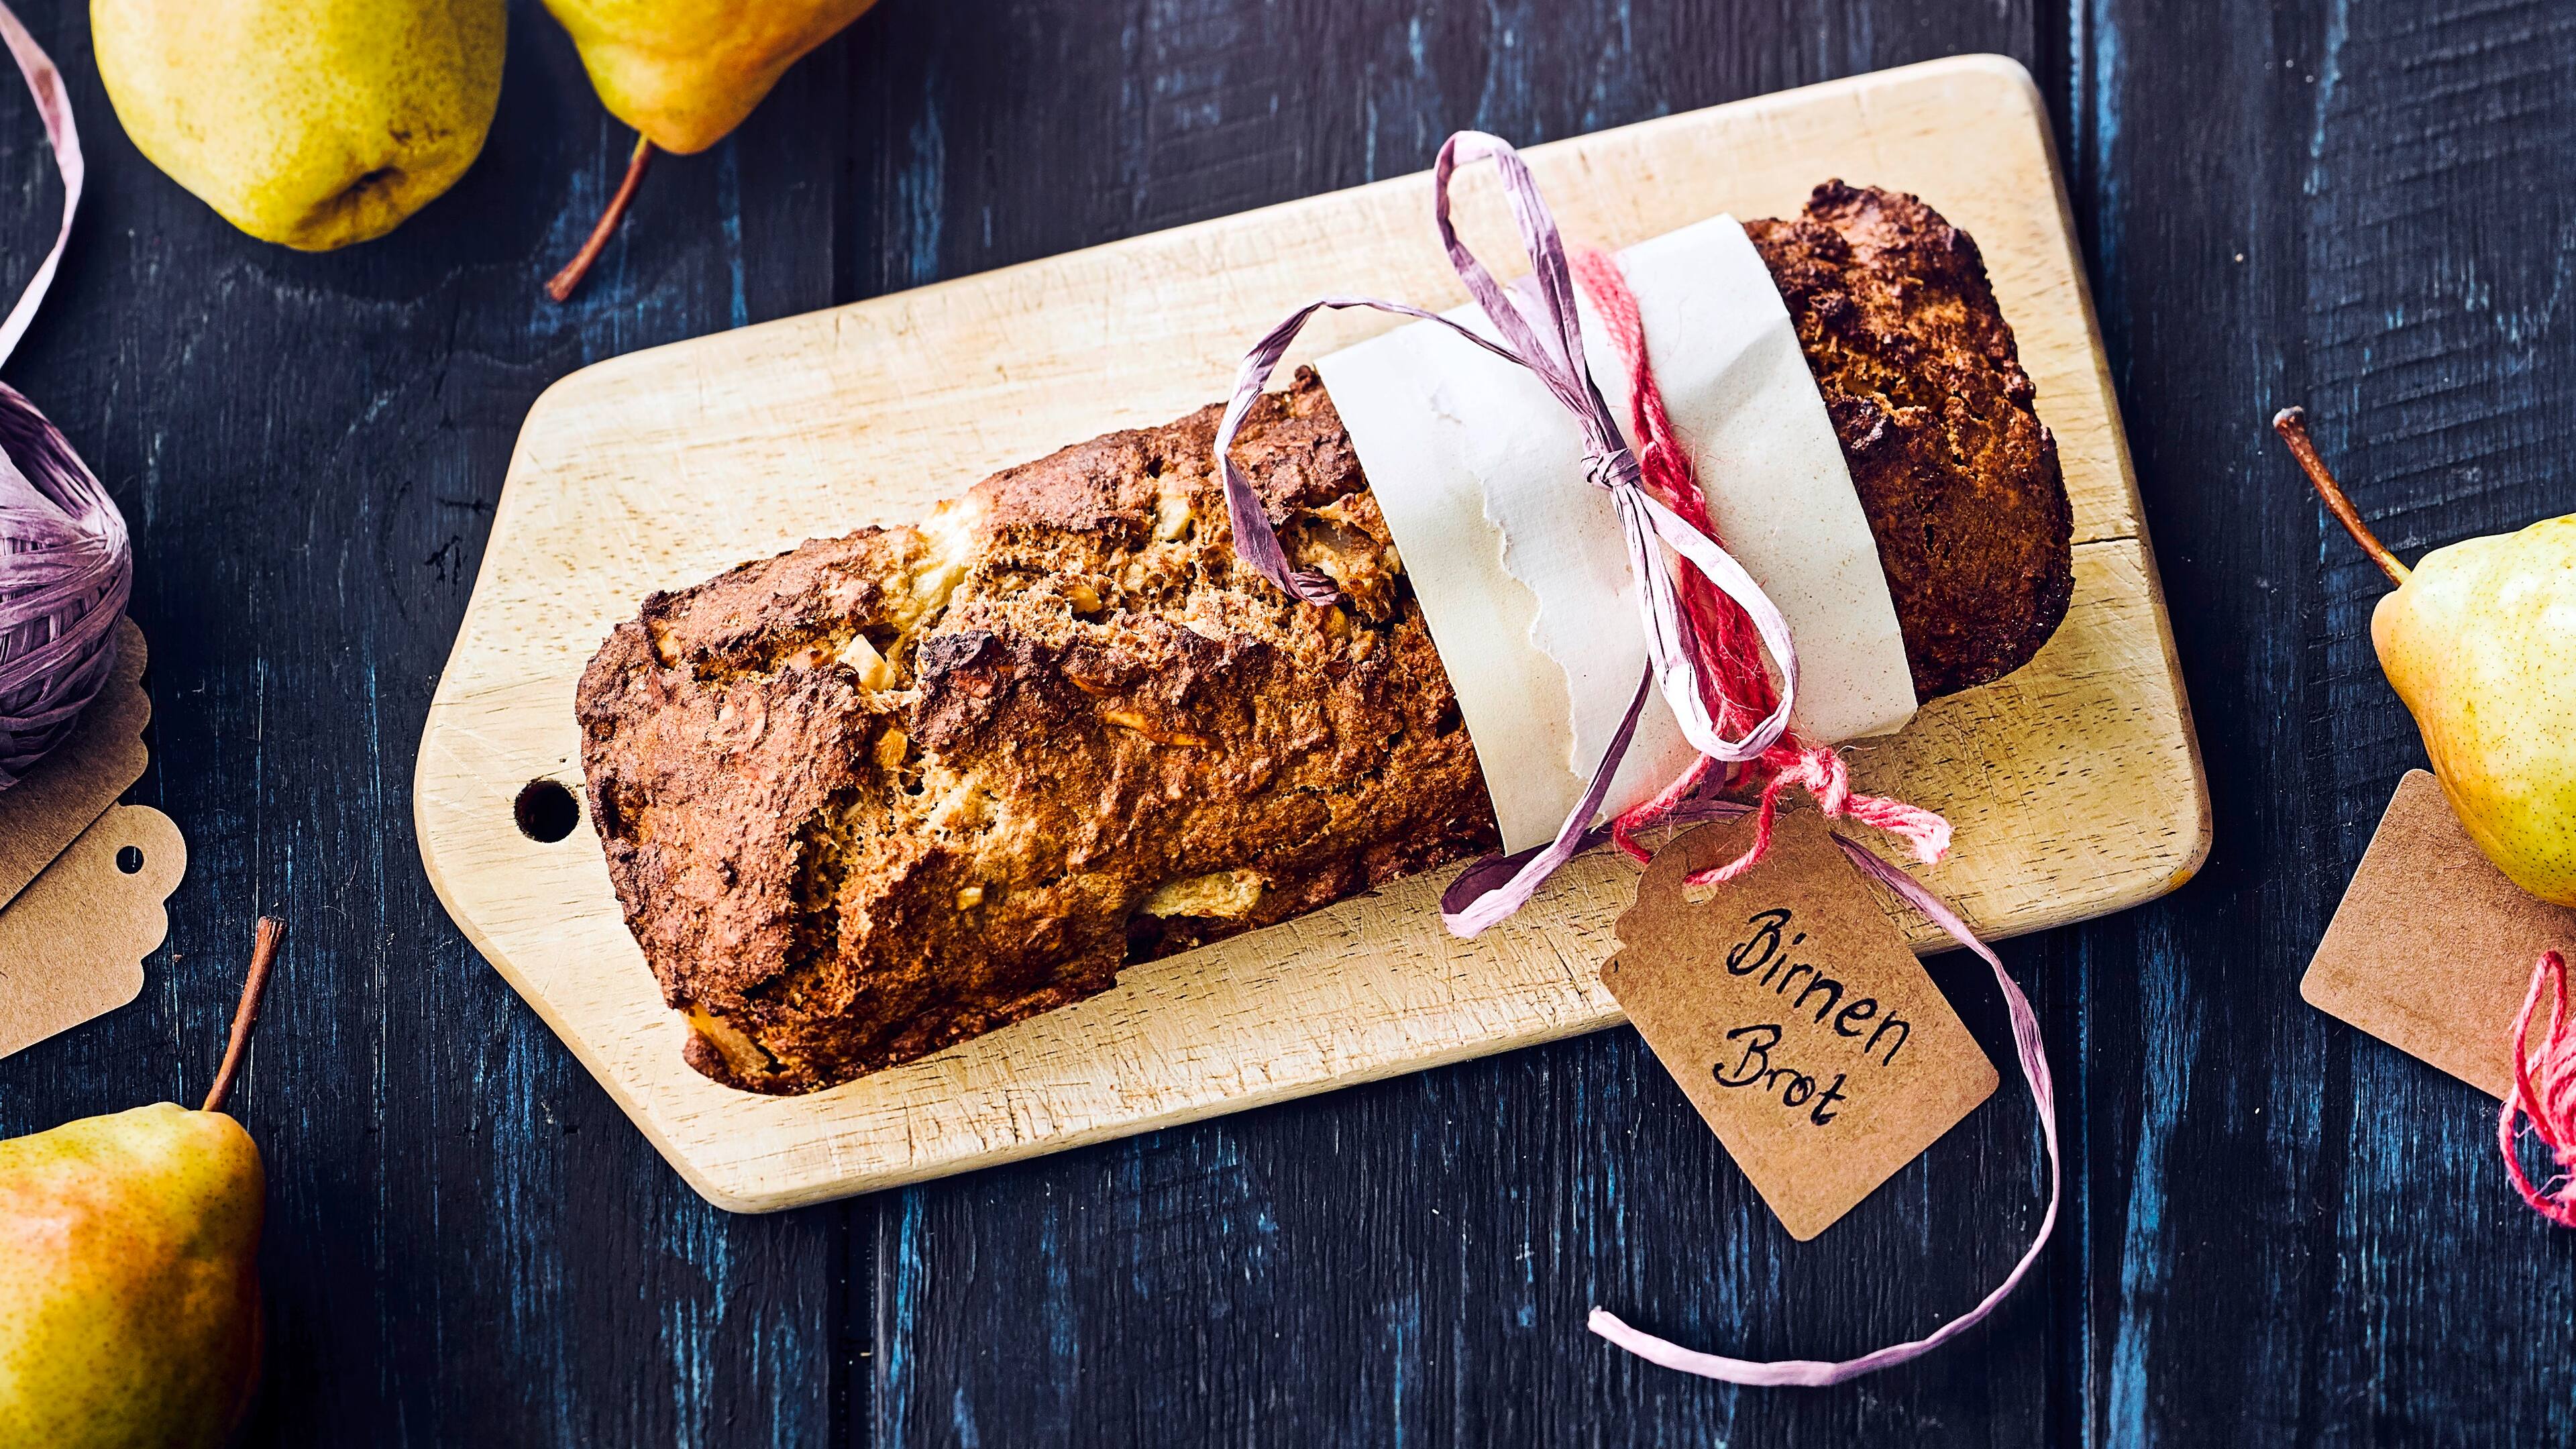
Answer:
[2304,769,2576,1099]
[0,804,186,1061]
[0,621,188,1063]
[1607,810,1997,1240]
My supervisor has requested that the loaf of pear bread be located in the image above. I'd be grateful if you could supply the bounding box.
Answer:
[576,182,2072,1095]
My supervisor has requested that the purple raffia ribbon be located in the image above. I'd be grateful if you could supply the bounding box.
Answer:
[1389,790,2061,1385]
[1576,803,2060,1386]
[1216,130,2060,1386]
[0,1,74,367]
[0,2,127,791]
[1451,797,2061,1385]
[1210,131,1801,939]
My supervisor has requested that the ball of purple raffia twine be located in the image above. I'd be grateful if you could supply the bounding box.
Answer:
[0,3,128,791]
[0,383,127,788]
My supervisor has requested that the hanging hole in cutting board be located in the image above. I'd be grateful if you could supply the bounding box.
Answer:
[515,779,580,843]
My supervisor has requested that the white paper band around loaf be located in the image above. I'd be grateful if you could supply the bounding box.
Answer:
[1317,215,1917,853]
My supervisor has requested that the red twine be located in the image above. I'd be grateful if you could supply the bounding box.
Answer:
[2500,949,2576,1228]
[1563,246,1950,885]
[1224,134,1809,941]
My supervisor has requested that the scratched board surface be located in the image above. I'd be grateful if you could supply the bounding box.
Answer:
[0,0,2569,1445]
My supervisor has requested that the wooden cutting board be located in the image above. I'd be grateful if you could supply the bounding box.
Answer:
[416,54,2207,1213]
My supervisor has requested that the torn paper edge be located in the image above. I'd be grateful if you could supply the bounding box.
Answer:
[1320,215,1915,852]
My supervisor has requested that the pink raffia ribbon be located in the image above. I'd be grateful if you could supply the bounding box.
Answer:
[1210,131,1804,939]
[0,3,128,790]
[1433,792,2056,1383]
[2500,949,2576,1227]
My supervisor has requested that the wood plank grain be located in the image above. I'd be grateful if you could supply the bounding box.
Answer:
[0,3,850,1444]
[2067,0,2576,1442]
[45,0,2559,1442]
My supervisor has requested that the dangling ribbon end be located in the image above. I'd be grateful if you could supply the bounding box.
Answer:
[2500,949,2576,1228]
[1440,911,1489,942]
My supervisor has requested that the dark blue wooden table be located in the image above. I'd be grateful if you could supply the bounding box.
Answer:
[3,0,2571,1442]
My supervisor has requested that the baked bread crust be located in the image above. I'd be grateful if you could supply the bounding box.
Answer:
[579,184,2072,1095]
[1746,181,2076,697]
[578,373,1499,1093]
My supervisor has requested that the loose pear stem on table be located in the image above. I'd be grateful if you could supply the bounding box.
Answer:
[202,917,284,1115]
[545,136,656,303]
[2273,406,2412,586]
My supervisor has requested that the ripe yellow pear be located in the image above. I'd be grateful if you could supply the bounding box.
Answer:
[2279,409,2576,904]
[0,1106,264,1447]
[0,920,282,1448]
[93,0,506,250]
[542,0,879,155]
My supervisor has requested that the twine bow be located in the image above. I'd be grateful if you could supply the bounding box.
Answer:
[1563,244,1951,887]
[1212,131,1801,937]
[1216,132,1955,936]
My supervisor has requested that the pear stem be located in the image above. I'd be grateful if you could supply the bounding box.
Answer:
[546,136,655,303]
[202,918,284,1115]
[2273,406,2411,586]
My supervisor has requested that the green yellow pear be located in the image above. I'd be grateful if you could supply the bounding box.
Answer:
[0,1106,264,1446]
[542,0,879,154]
[2279,409,2576,905]
[0,920,282,1448]
[93,0,506,250]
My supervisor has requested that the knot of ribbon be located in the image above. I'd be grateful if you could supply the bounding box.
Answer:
[1210,131,2047,1386]
[1562,243,1953,888]
[1213,130,1943,938]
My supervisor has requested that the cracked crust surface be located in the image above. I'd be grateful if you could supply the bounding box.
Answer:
[1747,180,2075,697]
[579,372,1499,1093]
[579,184,2072,1095]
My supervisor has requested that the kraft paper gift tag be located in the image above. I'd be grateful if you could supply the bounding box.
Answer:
[0,618,189,1061]
[1608,809,1998,1240]
[0,804,186,1059]
[0,616,150,911]
[2303,769,2576,1099]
